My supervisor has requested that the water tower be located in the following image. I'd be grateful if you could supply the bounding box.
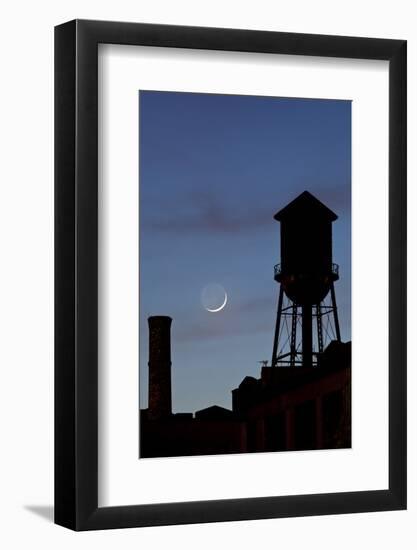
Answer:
[271,191,341,368]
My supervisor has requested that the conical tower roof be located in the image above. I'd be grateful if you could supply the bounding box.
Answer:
[274,191,338,222]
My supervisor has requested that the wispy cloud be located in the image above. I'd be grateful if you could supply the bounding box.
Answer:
[173,295,274,343]
[311,183,351,215]
[174,319,272,343]
[143,190,273,234]
[143,182,350,236]
[235,295,272,314]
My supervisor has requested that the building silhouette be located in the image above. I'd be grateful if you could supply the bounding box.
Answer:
[140,192,351,458]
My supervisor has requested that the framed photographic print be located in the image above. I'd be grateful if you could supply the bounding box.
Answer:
[55,20,406,530]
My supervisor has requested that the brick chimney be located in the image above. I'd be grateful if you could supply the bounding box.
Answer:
[148,316,172,419]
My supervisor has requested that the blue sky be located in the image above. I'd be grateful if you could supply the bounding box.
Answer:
[139,91,351,413]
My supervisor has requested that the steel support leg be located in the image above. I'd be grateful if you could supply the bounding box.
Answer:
[330,282,341,342]
[271,286,284,367]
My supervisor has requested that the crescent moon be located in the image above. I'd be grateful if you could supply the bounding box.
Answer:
[206,292,227,313]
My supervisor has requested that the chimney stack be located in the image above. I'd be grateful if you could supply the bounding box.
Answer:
[148,316,172,420]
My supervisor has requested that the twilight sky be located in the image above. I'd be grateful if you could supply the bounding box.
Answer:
[139,91,351,413]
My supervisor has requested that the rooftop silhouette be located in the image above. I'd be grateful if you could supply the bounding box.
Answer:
[140,193,351,458]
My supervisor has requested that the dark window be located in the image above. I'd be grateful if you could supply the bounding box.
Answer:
[265,413,286,452]
[323,389,350,448]
[294,400,316,450]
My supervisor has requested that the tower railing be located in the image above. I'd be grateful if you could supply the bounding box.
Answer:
[273,263,339,279]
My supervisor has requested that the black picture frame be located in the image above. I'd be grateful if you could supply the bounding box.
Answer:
[55,19,407,531]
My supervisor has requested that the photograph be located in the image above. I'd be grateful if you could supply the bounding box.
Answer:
[138,90,352,458]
